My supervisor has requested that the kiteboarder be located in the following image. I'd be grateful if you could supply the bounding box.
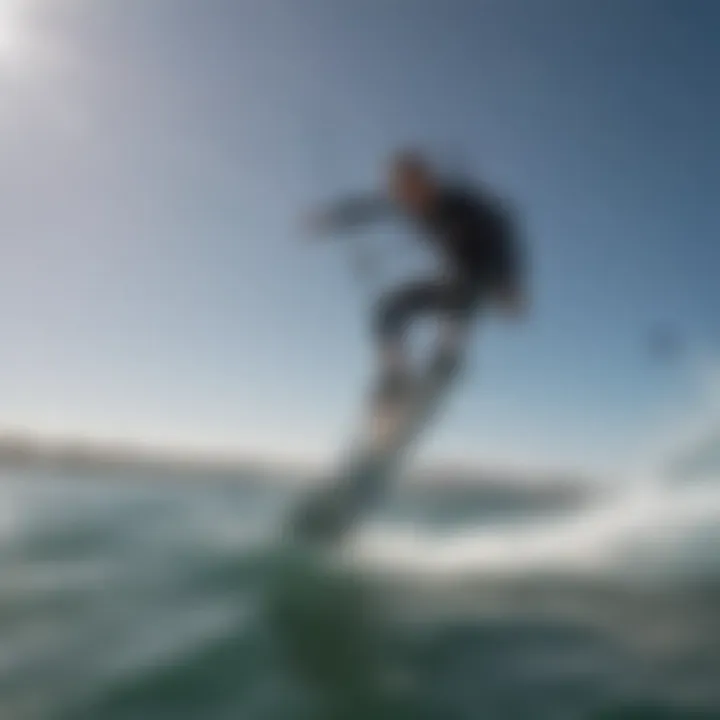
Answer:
[307,149,526,405]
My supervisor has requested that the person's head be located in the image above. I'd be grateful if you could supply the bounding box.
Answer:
[387,149,439,212]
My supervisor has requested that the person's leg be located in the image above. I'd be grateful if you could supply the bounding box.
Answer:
[372,279,448,402]
[429,314,471,382]
[428,276,483,382]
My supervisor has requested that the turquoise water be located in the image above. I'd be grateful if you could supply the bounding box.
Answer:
[1,466,719,719]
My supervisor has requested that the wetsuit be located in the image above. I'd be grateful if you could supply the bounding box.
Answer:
[322,184,523,397]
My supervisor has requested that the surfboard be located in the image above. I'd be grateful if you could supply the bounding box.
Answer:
[289,363,457,544]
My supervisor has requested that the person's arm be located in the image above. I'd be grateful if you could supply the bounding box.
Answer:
[305,194,395,238]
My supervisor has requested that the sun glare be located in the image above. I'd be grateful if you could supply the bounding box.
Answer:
[0,0,32,69]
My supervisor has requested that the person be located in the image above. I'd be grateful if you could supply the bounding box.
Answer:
[307,149,526,407]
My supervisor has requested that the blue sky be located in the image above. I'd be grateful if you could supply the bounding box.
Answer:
[0,0,717,473]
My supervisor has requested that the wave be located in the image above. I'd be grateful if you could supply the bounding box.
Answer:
[351,432,720,583]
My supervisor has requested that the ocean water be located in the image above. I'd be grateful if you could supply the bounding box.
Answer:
[0,451,719,720]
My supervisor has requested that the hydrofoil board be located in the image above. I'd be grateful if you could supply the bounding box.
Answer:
[289,364,457,545]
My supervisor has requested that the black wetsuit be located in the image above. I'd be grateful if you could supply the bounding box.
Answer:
[325,184,522,342]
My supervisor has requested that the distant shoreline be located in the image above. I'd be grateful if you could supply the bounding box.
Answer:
[0,430,595,505]
[0,430,298,480]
